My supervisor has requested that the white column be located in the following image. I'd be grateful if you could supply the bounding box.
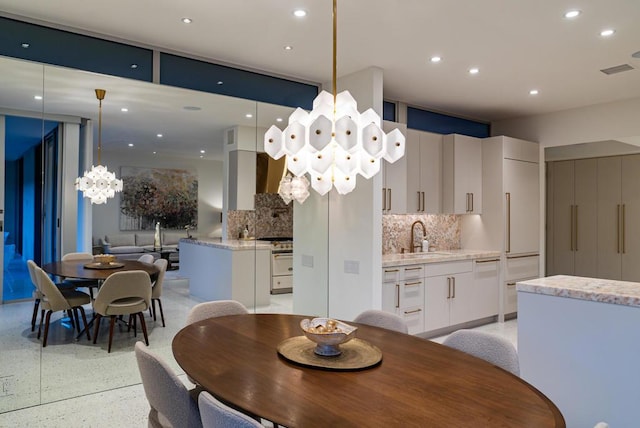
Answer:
[60,122,80,255]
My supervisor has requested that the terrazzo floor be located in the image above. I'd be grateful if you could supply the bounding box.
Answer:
[0,270,517,427]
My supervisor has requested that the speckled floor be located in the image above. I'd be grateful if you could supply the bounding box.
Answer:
[0,271,515,427]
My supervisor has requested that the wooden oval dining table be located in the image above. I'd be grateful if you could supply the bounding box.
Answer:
[172,313,565,428]
[42,259,159,281]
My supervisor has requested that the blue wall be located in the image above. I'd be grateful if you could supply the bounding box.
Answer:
[407,106,490,138]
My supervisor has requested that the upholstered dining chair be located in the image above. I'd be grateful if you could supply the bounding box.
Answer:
[442,329,520,376]
[198,391,263,428]
[92,270,152,353]
[134,342,203,428]
[353,309,409,334]
[149,258,168,327]
[27,260,78,332]
[35,266,91,347]
[61,251,100,298]
[138,253,155,264]
[185,300,249,326]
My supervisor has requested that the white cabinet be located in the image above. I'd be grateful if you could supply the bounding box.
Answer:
[381,264,425,334]
[504,254,539,315]
[406,129,442,213]
[423,260,473,331]
[381,121,407,213]
[469,258,500,321]
[442,134,482,214]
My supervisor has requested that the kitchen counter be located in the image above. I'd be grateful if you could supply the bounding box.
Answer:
[180,237,271,251]
[517,274,640,308]
[518,275,640,427]
[382,249,501,267]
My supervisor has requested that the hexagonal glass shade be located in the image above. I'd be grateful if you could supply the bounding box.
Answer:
[383,128,406,163]
[264,125,285,159]
[309,115,332,152]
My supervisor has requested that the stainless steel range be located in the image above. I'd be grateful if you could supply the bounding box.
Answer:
[260,237,293,294]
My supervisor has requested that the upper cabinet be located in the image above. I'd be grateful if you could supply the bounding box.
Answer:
[382,121,408,214]
[406,129,442,213]
[442,134,482,214]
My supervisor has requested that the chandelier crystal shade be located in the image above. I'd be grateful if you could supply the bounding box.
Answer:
[264,0,405,203]
[75,89,123,204]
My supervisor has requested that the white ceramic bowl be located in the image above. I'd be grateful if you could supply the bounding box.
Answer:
[300,317,357,356]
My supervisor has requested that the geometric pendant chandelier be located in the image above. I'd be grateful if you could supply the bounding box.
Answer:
[264,0,405,204]
[75,89,123,204]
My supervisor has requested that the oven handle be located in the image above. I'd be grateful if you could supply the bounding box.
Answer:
[273,253,293,258]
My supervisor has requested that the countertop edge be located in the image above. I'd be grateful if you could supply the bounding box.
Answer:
[180,238,271,251]
[382,250,501,267]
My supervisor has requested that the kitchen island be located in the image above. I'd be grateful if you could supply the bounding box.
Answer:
[518,275,640,428]
[179,238,271,308]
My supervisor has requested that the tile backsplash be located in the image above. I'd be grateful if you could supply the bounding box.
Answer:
[382,214,461,255]
[227,194,293,239]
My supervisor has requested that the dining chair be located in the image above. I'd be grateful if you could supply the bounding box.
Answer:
[442,329,520,376]
[138,253,155,264]
[92,270,152,353]
[35,266,91,347]
[149,258,167,327]
[353,309,409,334]
[134,342,203,428]
[61,251,100,298]
[198,391,263,428]
[186,300,249,326]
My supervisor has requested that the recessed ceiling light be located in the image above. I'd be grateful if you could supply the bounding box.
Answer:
[246,113,253,118]
[284,45,293,51]
[430,56,442,63]
[529,89,539,95]
[21,43,30,48]
[564,10,581,19]
[121,107,128,112]
[157,133,163,138]
[34,95,42,100]
[182,17,193,24]
[153,151,157,154]
[600,29,615,37]
[293,9,307,18]
[183,106,201,111]
[130,64,138,69]
[217,81,223,85]
[128,143,134,147]
[469,68,479,74]
[276,117,283,122]
[200,150,206,154]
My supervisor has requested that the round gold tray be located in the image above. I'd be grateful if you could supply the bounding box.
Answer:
[277,336,382,371]
[83,262,125,270]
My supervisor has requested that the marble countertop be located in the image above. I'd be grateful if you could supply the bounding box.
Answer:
[382,249,501,267]
[517,275,640,308]
[180,237,272,251]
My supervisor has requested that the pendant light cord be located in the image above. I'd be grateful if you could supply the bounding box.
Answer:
[95,88,106,166]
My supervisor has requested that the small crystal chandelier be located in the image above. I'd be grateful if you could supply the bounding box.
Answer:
[75,89,123,204]
[264,0,405,202]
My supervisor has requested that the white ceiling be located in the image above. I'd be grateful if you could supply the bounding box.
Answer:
[1,0,639,158]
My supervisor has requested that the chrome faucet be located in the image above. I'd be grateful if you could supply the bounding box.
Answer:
[410,220,427,253]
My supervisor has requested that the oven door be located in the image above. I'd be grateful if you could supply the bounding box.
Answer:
[272,252,293,294]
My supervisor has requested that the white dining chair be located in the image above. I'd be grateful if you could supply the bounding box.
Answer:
[61,252,100,298]
[186,300,248,326]
[353,309,409,334]
[198,391,262,428]
[138,253,155,264]
[149,258,168,327]
[442,329,520,376]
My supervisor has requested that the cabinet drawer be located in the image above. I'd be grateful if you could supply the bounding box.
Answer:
[424,260,472,277]
[505,255,539,280]
[382,264,423,282]
[400,306,424,335]
[400,279,424,308]
[403,265,424,280]
[382,267,402,283]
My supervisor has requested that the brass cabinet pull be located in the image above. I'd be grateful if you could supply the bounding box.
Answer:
[507,282,516,287]
[404,308,422,315]
[452,277,456,299]
[465,193,470,212]
[570,205,574,251]
[470,193,474,212]
[417,191,421,212]
[447,277,451,299]
[475,258,500,263]
[404,281,422,287]
[421,191,425,212]
[506,253,539,259]
[622,204,626,254]
[382,188,387,211]
[385,269,400,273]
[617,204,621,254]
[506,192,511,252]
[405,266,422,271]
[388,188,392,212]
[574,205,578,251]
[395,284,400,309]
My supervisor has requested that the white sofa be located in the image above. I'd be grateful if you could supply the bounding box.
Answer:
[99,231,188,263]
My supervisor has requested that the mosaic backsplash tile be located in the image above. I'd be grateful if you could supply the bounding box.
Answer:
[382,214,461,255]
[227,194,293,239]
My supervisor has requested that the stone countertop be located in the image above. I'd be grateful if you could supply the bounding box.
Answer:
[382,249,501,267]
[180,237,272,251]
[517,275,640,308]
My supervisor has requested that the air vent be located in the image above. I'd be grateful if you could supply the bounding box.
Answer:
[600,64,634,75]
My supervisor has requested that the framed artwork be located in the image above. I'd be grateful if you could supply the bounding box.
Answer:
[119,166,198,230]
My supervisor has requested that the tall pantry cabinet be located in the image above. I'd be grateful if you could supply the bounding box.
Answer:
[547,154,640,282]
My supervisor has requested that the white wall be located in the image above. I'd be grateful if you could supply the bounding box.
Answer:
[92,151,223,241]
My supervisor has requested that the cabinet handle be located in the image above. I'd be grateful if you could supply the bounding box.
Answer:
[574,205,578,251]
[395,284,400,309]
[421,191,425,212]
[452,277,456,299]
[405,267,422,271]
[465,193,469,212]
[385,269,400,273]
[470,193,474,212]
[416,192,421,212]
[388,188,392,212]
[507,282,516,287]
[505,192,511,253]
[475,258,500,263]
[382,188,386,211]
[570,205,574,251]
[404,281,422,287]
[447,277,451,299]
[404,308,422,315]
[506,253,539,259]
[622,204,626,254]
[617,204,621,254]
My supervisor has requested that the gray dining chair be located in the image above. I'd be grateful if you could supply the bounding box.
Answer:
[442,329,520,376]
[186,300,249,326]
[27,260,78,332]
[138,253,155,264]
[92,270,151,353]
[149,258,168,327]
[35,265,91,347]
[198,391,262,428]
[61,251,100,298]
[134,342,203,428]
[353,309,409,334]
